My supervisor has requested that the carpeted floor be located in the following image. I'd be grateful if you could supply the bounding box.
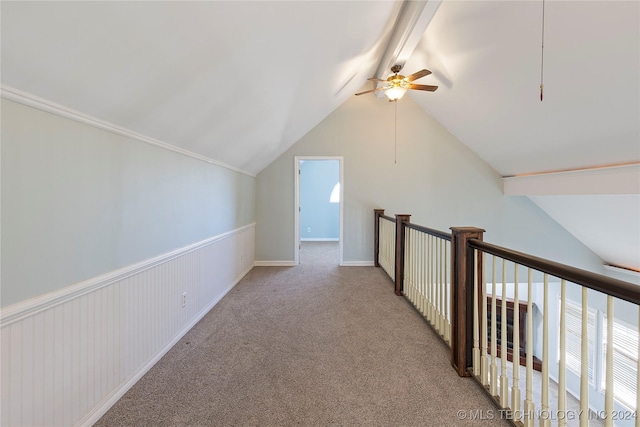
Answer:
[96,242,510,426]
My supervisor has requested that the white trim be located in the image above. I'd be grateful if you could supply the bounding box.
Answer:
[294,156,344,266]
[0,85,255,177]
[341,261,376,267]
[300,238,339,242]
[0,223,256,326]
[78,270,248,427]
[603,264,640,279]
[502,163,640,196]
[254,261,297,267]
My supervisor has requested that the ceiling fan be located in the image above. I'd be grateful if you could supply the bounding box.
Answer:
[355,64,438,101]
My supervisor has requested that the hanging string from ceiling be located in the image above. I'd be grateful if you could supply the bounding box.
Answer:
[394,100,398,164]
[540,0,545,101]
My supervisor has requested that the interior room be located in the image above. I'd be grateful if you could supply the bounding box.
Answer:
[1,1,638,425]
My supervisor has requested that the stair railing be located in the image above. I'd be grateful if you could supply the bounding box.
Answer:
[374,209,640,427]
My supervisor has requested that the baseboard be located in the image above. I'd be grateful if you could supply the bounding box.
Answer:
[340,261,375,267]
[254,261,297,267]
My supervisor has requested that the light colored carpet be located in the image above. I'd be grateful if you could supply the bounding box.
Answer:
[299,241,339,265]
[96,243,510,426]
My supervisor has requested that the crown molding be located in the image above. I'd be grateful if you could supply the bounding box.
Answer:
[1,85,256,178]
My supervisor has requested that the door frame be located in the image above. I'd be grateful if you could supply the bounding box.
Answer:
[294,156,344,265]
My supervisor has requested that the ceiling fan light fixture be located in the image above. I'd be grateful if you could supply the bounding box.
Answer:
[385,85,408,101]
[384,74,409,101]
[355,65,436,98]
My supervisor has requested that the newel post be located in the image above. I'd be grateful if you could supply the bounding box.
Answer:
[374,209,385,267]
[395,214,411,296]
[450,227,485,377]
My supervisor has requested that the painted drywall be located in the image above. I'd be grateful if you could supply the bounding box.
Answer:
[255,93,605,274]
[1,98,256,306]
[299,160,339,240]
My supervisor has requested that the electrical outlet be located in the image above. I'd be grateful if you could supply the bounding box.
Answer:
[307,227,311,233]
[182,292,187,308]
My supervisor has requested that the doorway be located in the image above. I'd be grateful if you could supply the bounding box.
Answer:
[294,156,343,265]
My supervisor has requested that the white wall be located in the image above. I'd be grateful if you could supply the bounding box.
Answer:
[2,98,255,306]
[1,97,256,426]
[255,93,605,274]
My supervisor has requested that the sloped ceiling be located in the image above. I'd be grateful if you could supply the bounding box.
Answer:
[403,0,639,176]
[2,1,639,273]
[1,0,402,175]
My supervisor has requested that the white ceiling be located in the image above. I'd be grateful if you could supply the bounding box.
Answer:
[2,1,639,274]
[403,0,639,177]
[1,0,402,174]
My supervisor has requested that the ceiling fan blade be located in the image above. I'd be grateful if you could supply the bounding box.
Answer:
[406,69,432,82]
[355,87,386,96]
[367,77,388,83]
[409,84,438,92]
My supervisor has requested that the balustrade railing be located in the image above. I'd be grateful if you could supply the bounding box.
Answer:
[403,223,452,344]
[374,209,640,427]
[374,210,396,281]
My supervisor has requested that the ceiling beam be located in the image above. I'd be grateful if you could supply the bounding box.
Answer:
[374,0,442,79]
[502,164,640,196]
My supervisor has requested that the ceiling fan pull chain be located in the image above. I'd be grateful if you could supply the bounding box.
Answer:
[540,0,545,101]
[394,100,398,164]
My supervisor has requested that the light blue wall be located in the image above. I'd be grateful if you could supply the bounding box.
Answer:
[300,160,339,240]
[255,94,605,272]
[1,98,256,307]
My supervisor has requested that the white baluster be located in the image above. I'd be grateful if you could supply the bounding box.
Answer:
[540,274,550,427]
[636,306,639,427]
[422,233,427,316]
[473,249,480,377]
[580,287,589,427]
[435,238,442,335]
[500,259,509,408]
[490,255,498,397]
[523,268,534,427]
[604,295,613,427]
[417,231,421,310]
[409,230,415,304]
[420,233,425,315]
[481,251,489,386]
[427,235,433,324]
[445,240,451,344]
[439,238,445,337]
[429,236,438,327]
[558,280,567,427]
[512,264,521,421]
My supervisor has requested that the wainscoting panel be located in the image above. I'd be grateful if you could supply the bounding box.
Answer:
[0,224,255,427]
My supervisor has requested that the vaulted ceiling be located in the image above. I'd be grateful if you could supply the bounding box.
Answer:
[2,1,638,274]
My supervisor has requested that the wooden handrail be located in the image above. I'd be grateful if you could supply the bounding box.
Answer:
[405,222,452,241]
[380,214,396,223]
[468,238,640,305]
